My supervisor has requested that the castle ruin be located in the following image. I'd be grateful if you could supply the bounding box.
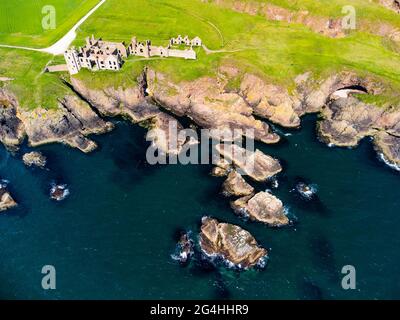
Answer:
[64,35,202,75]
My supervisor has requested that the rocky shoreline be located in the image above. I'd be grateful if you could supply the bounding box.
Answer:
[1,65,400,265]
[1,68,399,167]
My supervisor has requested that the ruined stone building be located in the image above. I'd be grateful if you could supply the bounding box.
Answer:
[64,34,202,75]
[170,35,202,47]
[64,35,126,75]
[127,35,200,60]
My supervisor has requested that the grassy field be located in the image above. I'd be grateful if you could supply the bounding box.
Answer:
[0,47,70,110]
[75,1,400,86]
[1,0,400,110]
[0,0,99,47]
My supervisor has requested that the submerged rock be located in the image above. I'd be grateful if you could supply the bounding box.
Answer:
[0,181,17,212]
[222,170,254,197]
[216,144,282,182]
[231,191,289,227]
[50,184,70,201]
[171,232,194,265]
[22,151,47,168]
[295,182,317,200]
[199,217,267,269]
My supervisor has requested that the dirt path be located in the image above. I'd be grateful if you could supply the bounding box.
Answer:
[202,44,259,55]
[0,0,106,55]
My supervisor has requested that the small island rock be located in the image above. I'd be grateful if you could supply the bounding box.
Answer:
[231,191,289,227]
[199,217,267,269]
[0,183,17,212]
[222,170,254,197]
[22,151,47,168]
[216,144,282,182]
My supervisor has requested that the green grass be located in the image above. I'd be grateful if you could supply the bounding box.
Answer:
[75,1,400,86]
[0,48,69,110]
[0,0,99,47]
[1,0,400,110]
[219,0,400,27]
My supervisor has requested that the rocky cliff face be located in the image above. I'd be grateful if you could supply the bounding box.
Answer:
[318,96,400,165]
[19,95,114,153]
[199,216,267,268]
[0,89,25,150]
[146,69,280,145]
[0,66,398,167]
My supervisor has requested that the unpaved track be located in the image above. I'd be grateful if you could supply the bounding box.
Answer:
[0,0,106,55]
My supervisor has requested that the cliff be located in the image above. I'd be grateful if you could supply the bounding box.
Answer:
[0,66,399,167]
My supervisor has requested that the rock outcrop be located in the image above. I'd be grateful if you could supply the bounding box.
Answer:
[318,97,382,147]
[0,183,17,212]
[317,96,400,165]
[374,132,400,167]
[380,0,400,13]
[199,217,267,269]
[211,158,232,177]
[222,170,254,197]
[1,65,400,169]
[146,70,280,145]
[240,74,301,128]
[22,151,47,168]
[231,191,289,227]
[70,76,161,123]
[0,90,25,150]
[216,143,282,181]
[212,0,400,42]
[145,113,186,155]
[19,95,114,153]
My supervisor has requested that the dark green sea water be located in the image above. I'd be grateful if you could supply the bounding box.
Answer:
[0,115,399,300]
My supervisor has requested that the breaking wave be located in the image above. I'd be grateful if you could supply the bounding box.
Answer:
[378,153,400,172]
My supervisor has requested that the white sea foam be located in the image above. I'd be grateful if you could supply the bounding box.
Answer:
[50,183,70,201]
[378,153,400,172]
[295,182,318,200]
